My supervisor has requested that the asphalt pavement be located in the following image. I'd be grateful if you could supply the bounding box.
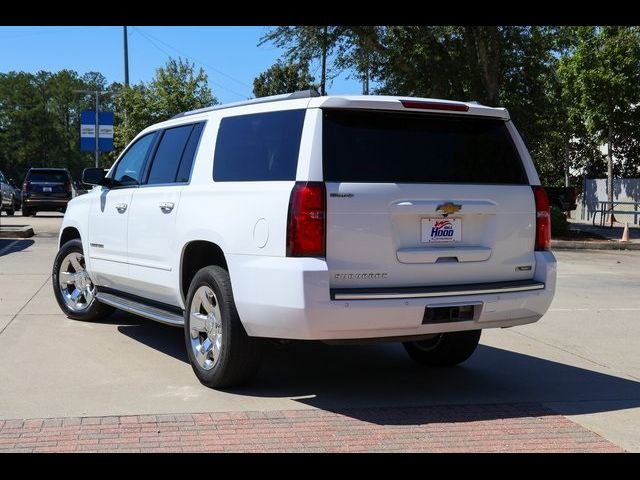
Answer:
[1,212,639,452]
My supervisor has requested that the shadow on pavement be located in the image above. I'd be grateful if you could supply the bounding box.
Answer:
[117,314,188,363]
[117,316,640,424]
[0,239,35,257]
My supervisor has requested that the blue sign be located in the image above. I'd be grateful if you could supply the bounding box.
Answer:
[80,111,114,152]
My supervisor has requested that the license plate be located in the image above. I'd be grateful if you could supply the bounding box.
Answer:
[421,218,461,243]
[43,187,52,192]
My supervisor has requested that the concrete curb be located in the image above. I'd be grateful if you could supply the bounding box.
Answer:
[551,239,640,250]
[0,226,34,238]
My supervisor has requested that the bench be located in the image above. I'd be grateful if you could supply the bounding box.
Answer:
[592,201,640,227]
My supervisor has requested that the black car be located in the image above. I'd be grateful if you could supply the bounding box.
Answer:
[11,182,22,212]
[22,168,75,216]
[0,169,16,215]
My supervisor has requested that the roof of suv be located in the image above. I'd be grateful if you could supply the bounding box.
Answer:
[28,168,70,171]
[142,92,511,138]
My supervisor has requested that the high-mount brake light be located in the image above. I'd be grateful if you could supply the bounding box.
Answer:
[400,100,469,112]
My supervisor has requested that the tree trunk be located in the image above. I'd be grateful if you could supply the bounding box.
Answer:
[607,121,614,225]
[465,26,502,105]
[564,139,570,187]
[320,26,327,96]
[363,46,369,95]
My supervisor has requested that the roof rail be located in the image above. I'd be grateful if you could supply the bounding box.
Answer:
[171,90,321,119]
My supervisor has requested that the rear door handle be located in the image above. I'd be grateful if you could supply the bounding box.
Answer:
[159,202,175,213]
[115,203,127,213]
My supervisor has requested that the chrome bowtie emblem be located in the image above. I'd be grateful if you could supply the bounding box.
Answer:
[436,202,462,216]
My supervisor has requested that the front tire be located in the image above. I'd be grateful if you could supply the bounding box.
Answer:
[6,196,14,216]
[184,266,262,388]
[21,208,32,217]
[52,239,114,321]
[403,330,481,367]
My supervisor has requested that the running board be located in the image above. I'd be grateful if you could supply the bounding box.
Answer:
[96,291,184,327]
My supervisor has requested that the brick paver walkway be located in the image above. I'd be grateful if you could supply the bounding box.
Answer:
[0,403,623,453]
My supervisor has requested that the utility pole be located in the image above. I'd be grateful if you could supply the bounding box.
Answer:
[123,26,130,87]
[94,91,100,168]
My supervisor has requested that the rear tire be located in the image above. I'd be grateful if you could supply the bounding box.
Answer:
[403,330,481,367]
[21,208,32,217]
[5,196,14,216]
[184,265,262,388]
[52,239,115,321]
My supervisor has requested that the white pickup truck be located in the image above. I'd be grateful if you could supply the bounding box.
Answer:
[53,92,557,388]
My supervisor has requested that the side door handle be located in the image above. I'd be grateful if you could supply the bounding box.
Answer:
[159,202,175,214]
[115,203,127,213]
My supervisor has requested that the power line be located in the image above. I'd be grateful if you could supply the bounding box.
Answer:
[131,27,249,100]
[135,27,254,90]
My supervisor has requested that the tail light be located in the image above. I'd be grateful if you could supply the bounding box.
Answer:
[286,182,326,257]
[64,180,72,193]
[532,186,551,251]
[22,181,30,194]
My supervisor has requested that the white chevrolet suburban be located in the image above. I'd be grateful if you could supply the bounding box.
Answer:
[53,91,557,388]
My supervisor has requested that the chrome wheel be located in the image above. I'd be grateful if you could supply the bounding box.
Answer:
[189,286,223,371]
[58,252,95,312]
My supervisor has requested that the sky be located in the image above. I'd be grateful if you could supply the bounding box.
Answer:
[0,26,365,104]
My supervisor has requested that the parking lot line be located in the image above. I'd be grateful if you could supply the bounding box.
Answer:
[0,275,50,336]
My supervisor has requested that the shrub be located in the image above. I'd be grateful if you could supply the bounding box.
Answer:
[550,206,569,237]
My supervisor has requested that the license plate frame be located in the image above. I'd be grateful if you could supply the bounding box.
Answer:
[421,217,461,243]
[42,186,52,192]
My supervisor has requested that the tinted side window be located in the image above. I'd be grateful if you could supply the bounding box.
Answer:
[323,110,527,184]
[112,133,156,187]
[175,123,205,183]
[213,109,305,182]
[146,125,194,185]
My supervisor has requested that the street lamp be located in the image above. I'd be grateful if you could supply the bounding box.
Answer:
[74,89,112,168]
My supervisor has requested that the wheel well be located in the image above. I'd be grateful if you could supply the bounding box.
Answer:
[181,241,228,301]
[60,227,81,248]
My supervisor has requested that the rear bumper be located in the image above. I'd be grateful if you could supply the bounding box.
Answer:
[228,251,557,340]
[330,279,545,301]
[23,197,70,209]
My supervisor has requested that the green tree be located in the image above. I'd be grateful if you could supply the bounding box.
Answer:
[252,61,316,98]
[0,69,118,182]
[330,26,570,183]
[114,57,216,154]
[558,27,640,202]
[259,26,347,95]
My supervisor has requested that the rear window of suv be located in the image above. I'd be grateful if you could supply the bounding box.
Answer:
[213,109,305,182]
[322,109,527,184]
[26,170,70,182]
